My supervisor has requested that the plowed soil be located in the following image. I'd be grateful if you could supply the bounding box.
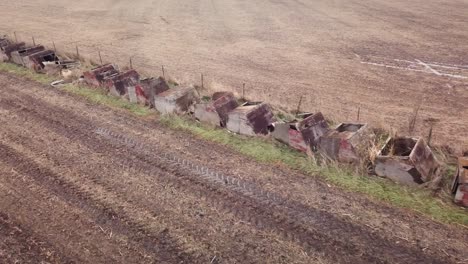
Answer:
[0,72,467,263]
[0,0,467,152]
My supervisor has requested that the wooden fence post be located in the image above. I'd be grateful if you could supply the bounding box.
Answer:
[295,96,303,116]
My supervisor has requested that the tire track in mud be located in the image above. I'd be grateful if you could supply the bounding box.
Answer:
[96,128,448,264]
[0,142,199,264]
[0,99,313,263]
[0,82,451,263]
[1,92,309,263]
[0,124,293,263]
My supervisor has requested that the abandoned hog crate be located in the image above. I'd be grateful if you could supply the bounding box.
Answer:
[318,123,373,163]
[194,91,239,127]
[0,37,11,61]
[451,157,468,207]
[140,77,170,107]
[10,45,45,66]
[375,137,439,186]
[23,49,58,71]
[271,112,329,154]
[0,42,26,62]
[154,86,198,115]
[104,70,142,102]
[83,64,119,87]
[0,36,9,48]
[226,102,275,136]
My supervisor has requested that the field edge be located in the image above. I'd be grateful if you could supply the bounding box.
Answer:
[0,61,467,228]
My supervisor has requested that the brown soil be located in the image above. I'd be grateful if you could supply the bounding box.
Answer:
[0,72,467,263]
[0,0,467,153]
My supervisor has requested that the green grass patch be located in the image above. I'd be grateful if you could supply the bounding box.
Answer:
[0,62,54,84]
[0,62,151,117]
[2,61,467,227]
[61,84,151,116]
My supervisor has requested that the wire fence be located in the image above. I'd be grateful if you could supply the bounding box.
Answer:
[2,30,361,119]
[2,29,451,151]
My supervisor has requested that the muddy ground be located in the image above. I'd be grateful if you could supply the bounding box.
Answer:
[0,72,467,263]
[0,0,467,152]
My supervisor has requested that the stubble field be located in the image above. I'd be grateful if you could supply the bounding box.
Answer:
[0,0,466,151]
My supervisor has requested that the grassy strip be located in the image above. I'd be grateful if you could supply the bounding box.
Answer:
[61,84,151,116]
[0,61,53,85]
[1,62,467,226]
[0,63,151,116]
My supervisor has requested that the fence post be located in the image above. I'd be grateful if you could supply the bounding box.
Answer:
[427,125,433,146]
[357,106,361,121]
[32,36,35,46]
[242,83,245,100]
[201,73,204,89]
[295,95,303,116]
[162,65,165,79]
[75,45,80,59]
[14,31,17,43]
[52,41,57,53]
[129,57,133,69]
[98,50,103,65]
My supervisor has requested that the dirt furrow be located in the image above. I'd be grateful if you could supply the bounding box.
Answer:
[0,212,73,264]
[0,182,123,263]
[0,142,199,263]
[0,119,317,263]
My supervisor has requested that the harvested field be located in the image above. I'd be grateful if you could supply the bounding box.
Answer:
[0,0,467,152]
[0,72,468,263]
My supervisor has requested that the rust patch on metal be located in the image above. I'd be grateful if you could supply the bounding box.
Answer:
[298,112,329,151]
[155,87,198,114]
[194,92,238,127]
[319,123,373,163]
[226,102,275,136]
[271,112,328,154]
[104,70,140,97]
[213,92,239,126]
